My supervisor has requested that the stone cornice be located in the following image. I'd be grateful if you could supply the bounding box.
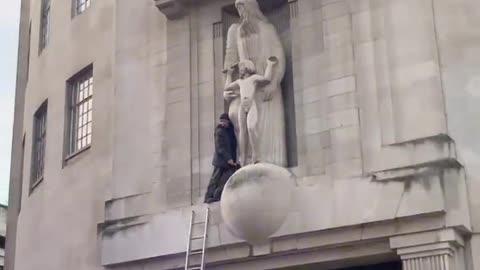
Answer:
[154,0,187,19]
[154,0,217,20]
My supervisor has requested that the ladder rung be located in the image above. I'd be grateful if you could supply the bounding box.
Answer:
[193,221,205,225]
[191,236,204,240]
[188,267,201,270]
[189,250,202,255]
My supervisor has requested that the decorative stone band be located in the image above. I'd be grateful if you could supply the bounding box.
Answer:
[390,228,466,270]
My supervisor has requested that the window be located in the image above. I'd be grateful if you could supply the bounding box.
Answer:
[31,101,48,190]
[39,0,50,52]
[66,66,93,157]
[73,0,91,16]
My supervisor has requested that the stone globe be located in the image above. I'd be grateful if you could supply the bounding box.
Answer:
[220,163,294,244]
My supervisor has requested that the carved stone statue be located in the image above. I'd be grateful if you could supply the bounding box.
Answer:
[223,0,287,167]
[224,57,278,166]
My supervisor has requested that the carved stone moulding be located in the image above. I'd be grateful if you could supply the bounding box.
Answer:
[154,0,186,19]
[371,134,462,182]
[154,0,214,19]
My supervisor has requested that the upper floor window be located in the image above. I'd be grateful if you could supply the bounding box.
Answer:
[39,0,50,52]
[66,65,93,158]
[31,101,48,190]
[73,0,92,17]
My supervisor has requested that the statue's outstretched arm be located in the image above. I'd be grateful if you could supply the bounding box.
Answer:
[253,57,278,86]
[264,56,278,81]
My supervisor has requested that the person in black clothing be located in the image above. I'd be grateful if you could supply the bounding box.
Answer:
[204,113,240,203]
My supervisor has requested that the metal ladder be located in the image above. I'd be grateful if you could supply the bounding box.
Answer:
[185,208,209,270]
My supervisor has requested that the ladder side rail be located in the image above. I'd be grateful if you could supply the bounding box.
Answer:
[200,208,209,270]
[185,210,194,270]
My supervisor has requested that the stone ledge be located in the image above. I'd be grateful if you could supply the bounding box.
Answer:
[100,215,152,236]
[154,0,187,19]
[390,228,465,250]
[100,169,460,266]
[370,134,462,181]
[372,158,462,181]
[105,192,152,222]
[153,0,216,20]
[100,204,446,266]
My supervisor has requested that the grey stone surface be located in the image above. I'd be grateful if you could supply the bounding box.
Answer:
[10,1,115,269]
[7,0,480,269]
[5,0,30,269]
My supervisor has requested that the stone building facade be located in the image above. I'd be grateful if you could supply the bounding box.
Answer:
[6,0,480,269]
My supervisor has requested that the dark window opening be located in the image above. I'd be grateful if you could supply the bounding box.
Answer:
[39,0,50,52]
[30,100,48,191]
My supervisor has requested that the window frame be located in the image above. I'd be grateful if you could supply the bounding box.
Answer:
[64,65,94,161]
[30,100,48,192]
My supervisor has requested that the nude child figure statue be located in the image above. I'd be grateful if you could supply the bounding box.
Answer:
[224,57,278,166]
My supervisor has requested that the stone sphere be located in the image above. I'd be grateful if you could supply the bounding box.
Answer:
[220,163,294,244]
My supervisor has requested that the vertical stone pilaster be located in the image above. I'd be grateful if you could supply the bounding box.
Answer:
[390,228,466,270]
[212,21,224,120]
[402,252,453,270]
[288,0,298,18]
[164,15,193,209]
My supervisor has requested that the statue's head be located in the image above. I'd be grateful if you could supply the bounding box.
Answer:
[235,0,268,36]
[238,59,256,77]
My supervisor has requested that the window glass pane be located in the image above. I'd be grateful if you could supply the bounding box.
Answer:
[77,115,83,127]
[77,88,82,101]
[87,123,92,134]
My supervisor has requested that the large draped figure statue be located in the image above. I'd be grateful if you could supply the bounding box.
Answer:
[223,0,287,167]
